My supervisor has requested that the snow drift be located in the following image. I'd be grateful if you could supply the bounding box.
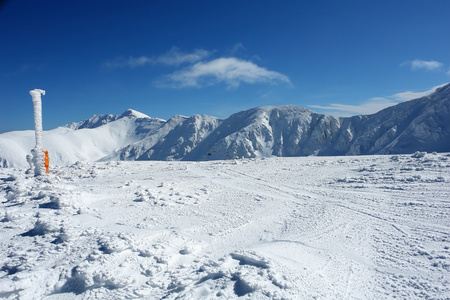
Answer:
[1,84,449,168]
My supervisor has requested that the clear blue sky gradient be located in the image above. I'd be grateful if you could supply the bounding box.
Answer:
[1,0,449,132]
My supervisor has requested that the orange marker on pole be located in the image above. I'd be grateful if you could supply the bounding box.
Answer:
[44,150,49,174]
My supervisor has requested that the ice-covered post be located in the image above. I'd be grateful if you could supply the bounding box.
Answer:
[30,89,46,176]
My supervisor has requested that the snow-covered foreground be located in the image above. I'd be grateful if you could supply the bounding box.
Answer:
[1,153,449,299]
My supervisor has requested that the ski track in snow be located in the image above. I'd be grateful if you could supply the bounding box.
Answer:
[0,153,449,299]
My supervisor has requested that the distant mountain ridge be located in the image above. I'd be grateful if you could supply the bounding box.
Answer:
[64,109,156,130]
[1,83,449,168]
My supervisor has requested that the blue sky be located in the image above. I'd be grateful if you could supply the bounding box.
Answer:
[1,0,449,133]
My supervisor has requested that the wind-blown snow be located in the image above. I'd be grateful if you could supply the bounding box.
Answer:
[1,153,449,299]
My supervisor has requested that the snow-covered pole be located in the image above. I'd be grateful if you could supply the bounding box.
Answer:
[30,89,46,176]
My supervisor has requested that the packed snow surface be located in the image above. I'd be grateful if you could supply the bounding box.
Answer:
[1,153,449,299]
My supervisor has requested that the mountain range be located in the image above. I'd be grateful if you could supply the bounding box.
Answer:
[1,83,449,168]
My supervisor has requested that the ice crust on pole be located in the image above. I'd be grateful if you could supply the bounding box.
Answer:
[29,89,46,176]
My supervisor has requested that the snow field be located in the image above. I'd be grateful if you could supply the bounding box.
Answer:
[0,153,449,299]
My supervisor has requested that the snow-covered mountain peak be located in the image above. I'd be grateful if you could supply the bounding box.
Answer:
[1,83,449,168]
[434,82,450,96]
[120,109,150,119]
[65,109,158,131]
[237,105,314,118]
[261,104,314,114]
[64,113,120,130]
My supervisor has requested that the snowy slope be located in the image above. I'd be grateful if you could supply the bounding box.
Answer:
[1,83,449,167]
[136,114,221,161]
[1,153,449,299]
[0,111,165,168]
[103,114,190,162]
[186,105,339,160]
[346,83,450,155]
[64,109,152,130]
[193,83,450,159]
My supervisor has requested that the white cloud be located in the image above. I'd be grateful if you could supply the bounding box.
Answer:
[229,43,246,55]
[102,56,151,69]
[403,59,444,71]
[309,83,448,116]
[391,83,448,101]
[104,48,449,109]
[309,98,399,116]
[155,57,291,88]
[155,47,211,66]
[104,47,291,89]
[103,47,211,69]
